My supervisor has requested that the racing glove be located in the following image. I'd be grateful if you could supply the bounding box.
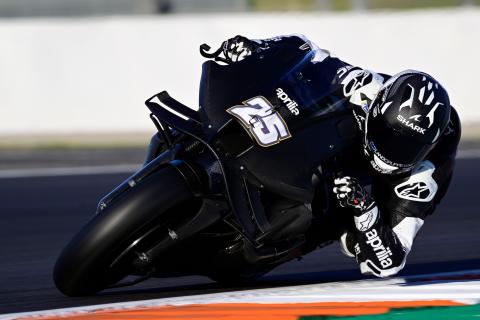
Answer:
[333,176,379,231]
[334,176,409,277]
[222,35,259,63]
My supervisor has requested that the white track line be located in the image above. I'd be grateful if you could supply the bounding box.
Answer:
[457,149,480,159]
[1,269,479,320]
[0,149,478,179]
[0,164,139,179]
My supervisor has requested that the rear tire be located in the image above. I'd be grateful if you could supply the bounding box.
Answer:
[53,166,192,296]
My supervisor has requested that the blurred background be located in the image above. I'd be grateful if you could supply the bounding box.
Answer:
[1,1,480,314]
[0,0,479,152]
[0,0,479,16]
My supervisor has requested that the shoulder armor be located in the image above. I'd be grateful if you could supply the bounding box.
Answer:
[394,160,438,202]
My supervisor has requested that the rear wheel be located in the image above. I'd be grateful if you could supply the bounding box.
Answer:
[53,166,193,296]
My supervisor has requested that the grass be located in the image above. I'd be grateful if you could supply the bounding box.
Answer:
[368,0,467,10]
[249,0,477,11]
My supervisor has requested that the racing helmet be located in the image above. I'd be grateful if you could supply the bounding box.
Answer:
[365,70,451,175]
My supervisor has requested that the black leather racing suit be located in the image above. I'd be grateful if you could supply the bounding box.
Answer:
[229,34,461,277]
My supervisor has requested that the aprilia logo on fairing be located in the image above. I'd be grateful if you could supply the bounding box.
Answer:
[397,115,426,134]
[276,88,300,116]
[365,229,393,268]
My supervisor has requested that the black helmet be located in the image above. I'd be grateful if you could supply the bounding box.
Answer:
[365,70,451,175]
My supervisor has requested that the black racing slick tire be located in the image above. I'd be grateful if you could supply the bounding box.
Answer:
[53,166,193,296]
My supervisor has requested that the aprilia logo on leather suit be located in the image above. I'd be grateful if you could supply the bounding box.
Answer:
[365,229,393,268]
[276,88,300,116]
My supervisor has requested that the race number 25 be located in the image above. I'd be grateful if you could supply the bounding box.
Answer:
[227,96,292,147]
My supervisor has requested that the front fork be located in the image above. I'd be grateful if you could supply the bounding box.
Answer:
[143,133,165,166]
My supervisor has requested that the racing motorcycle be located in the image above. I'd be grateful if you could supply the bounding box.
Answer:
[53,40,357,296]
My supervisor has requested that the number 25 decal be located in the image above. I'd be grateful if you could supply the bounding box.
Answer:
[227,96,292,147]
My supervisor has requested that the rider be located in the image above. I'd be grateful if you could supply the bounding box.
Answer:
[221,34,461,277]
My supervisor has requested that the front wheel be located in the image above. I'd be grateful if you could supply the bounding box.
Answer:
[53,166,193,296]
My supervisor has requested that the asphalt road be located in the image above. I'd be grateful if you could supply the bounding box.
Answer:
[0,158,479,314]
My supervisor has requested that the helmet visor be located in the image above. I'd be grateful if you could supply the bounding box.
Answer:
[366,111,432,167]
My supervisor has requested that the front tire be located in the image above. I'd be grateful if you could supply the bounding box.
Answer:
[53,166,192,296]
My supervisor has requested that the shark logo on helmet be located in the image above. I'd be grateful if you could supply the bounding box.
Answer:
[395,78,444,135]
[396,114,426,134]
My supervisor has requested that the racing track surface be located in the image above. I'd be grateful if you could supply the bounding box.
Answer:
[0,156,479,314]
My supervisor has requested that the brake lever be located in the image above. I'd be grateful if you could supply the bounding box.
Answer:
[199,43,230,64]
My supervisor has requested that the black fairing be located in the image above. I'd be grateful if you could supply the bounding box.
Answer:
[199,45,356,202]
